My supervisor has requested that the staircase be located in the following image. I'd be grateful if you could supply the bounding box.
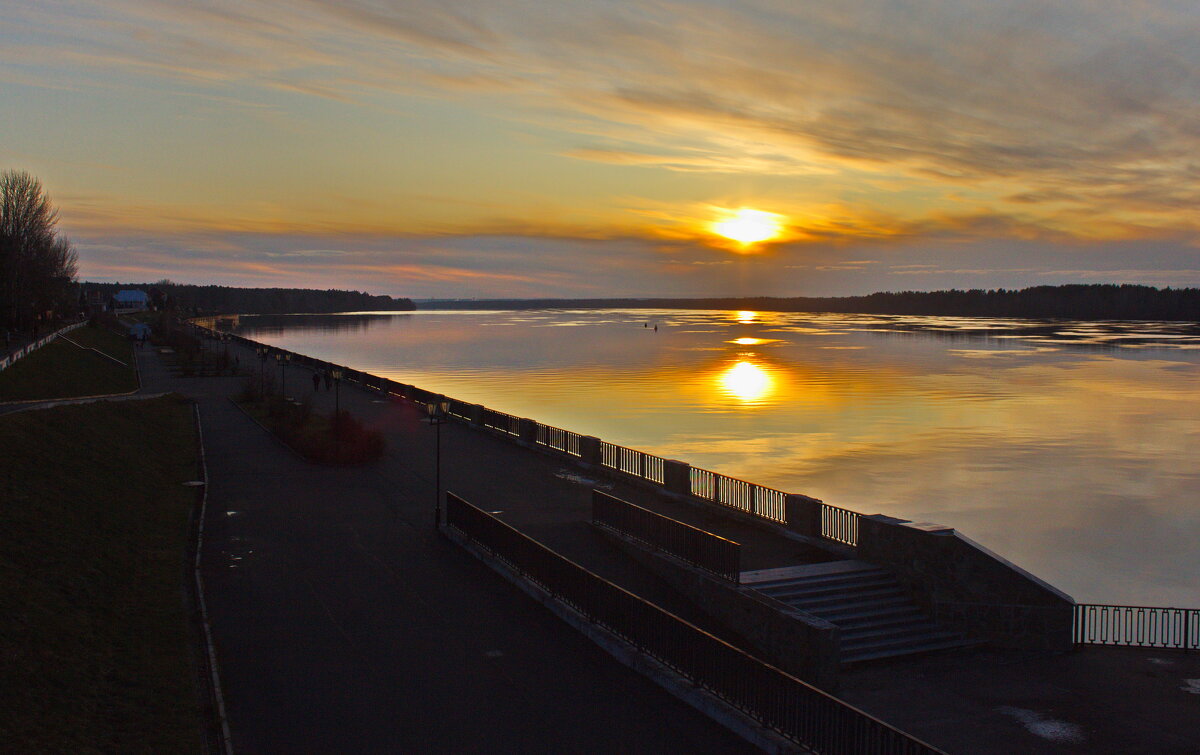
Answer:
[742,560,969,664]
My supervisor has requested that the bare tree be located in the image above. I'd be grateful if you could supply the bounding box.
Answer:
[0,170,77,330]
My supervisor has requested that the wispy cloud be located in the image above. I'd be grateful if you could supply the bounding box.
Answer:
[7,0,1200,296]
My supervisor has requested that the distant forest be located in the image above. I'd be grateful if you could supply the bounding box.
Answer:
[423,285,1200,322]
[82,281,415,315]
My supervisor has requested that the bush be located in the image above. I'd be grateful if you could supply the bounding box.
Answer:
[237,396,385,465]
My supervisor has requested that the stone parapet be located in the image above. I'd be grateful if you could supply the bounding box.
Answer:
[578,435,602,466]
[662,459,691,497]
[518,417,539,445]
[784,494,822,537]
[857,515,1075,651]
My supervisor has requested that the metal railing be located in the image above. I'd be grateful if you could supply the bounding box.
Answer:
[482,407,521,436]
[819,504,860,547]
[689,468,788,524]
[601,442,666,484]
[0,320,86,374]
[1074,604,1199,650]
[198,323,866,546]
[537,423,582,456]
[447,399,473,421]
[445,493,943,754]
[592,490,740,582]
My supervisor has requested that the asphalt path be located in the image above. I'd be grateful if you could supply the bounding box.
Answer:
[137,344,755,753]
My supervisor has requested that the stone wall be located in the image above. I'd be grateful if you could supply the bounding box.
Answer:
[856,515,1075,651]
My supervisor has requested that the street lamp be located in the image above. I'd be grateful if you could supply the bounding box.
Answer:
[256,346,268,396]
[331,368,343,419]
[276,352,290,397]
[427,399,450,526]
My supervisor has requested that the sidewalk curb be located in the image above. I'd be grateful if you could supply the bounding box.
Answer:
[191,402,234,755]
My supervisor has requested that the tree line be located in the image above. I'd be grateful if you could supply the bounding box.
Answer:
[423,285,1200,321]
[0,171,79,331]
[82,281,415,315]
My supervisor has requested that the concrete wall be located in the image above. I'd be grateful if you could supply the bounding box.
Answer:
[594,524,841,692]
[856,515,1075,651]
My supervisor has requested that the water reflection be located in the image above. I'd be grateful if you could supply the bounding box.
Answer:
[235,308,1200,606]
[718,361,775,404]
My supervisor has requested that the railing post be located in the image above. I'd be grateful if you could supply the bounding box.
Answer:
[578,435,602,466]
[518,418,539,445]
[785,494,822,537]
[662,459,691,497]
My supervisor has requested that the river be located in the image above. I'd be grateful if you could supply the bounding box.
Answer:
[234,308,1200,607]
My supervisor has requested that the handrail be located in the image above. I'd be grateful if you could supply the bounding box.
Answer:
[689,467,789,525]
[592,490,740,582]
[194,321,864,545]
[445,493,945,754]
[537,423,582,456]
[0,320,86,374]
[601,441,665,484]
[1074,603,1199,650]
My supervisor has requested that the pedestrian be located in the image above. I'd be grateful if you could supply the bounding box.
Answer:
[324,370,333,391]
[312,372,320,392]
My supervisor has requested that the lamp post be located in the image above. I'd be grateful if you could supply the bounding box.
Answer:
[331,368,343,461]
[427,399,450,526]
[256,346,267,396]
[276,352,290,397]
[331,368,343,419]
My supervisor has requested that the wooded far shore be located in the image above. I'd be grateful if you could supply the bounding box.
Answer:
[419,284,1200,322]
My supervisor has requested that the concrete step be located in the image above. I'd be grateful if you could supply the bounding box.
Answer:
[745,559,968,666]
[817,603,925,627]
[756,574,898,600]
[843,629,963,655]
[740,560,883,587]
[842,635,971,665]
[840,617,944,641]
[841,622,956,649]
[784,586,908,611]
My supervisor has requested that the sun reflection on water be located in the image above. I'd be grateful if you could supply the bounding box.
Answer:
[718,360,774,403]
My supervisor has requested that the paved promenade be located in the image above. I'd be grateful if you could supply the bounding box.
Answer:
[135,347,755,752]
[134,339,1200,754]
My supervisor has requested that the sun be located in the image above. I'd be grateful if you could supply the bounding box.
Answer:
[712,208,784,245]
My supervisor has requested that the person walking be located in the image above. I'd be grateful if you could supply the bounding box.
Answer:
[324,370,333,391]
[312,371,321,392]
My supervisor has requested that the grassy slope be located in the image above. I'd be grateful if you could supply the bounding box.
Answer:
[0,325,138,401]
[0,395,203,752]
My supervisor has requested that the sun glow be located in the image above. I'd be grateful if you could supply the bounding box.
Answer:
[718,360,774,403]
[712,208,784,245]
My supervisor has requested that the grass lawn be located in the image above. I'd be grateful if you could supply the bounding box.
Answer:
[0,395,205,752]
[0,325,138,401]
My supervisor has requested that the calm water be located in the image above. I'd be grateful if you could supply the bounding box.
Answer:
[235,309,1200,606]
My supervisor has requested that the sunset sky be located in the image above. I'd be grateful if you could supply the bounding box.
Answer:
[3,1,1199,298]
